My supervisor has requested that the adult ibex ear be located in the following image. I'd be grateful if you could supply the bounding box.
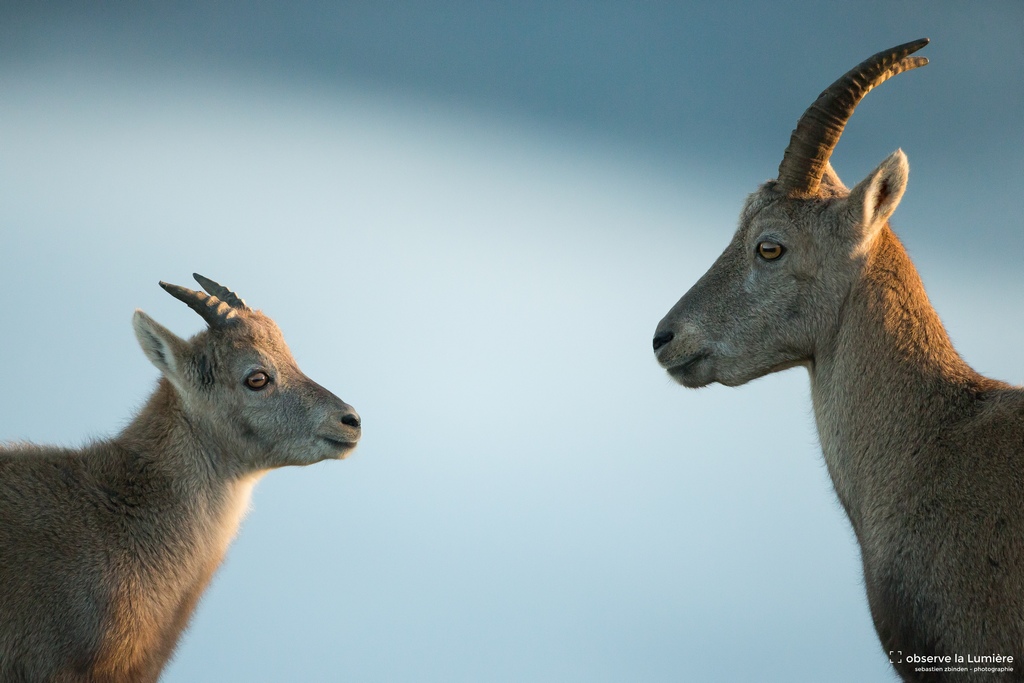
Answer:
[133,311,189,387]
[848,149,909,245]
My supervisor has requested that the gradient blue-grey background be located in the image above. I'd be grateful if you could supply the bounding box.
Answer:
[1,3,1022,681]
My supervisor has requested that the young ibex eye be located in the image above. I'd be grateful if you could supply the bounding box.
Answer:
[245,371,270,390]
[757,241,785,260]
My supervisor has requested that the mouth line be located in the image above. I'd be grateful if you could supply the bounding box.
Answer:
[320,435,358,450]
[667,350,711,379]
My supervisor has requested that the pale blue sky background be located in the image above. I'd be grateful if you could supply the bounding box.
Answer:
[1,3,1022,681]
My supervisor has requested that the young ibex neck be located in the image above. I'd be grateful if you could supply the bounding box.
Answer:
[809,228,992,532]
[104,379,261,560]
[118,379,241,481]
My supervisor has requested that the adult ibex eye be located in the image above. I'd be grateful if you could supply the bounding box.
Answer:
[245,371,270,390]
[757,241,785,260]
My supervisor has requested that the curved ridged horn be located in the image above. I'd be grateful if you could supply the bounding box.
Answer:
[776,38,929,197]
[159,279,242,328]
[192,273,249,311]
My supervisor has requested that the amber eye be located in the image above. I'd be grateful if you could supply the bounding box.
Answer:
[757,241,785,260]
[245,371,270,390]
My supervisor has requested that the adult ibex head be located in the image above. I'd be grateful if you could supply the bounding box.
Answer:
[653,39,927,388]
[1,273,360,681]
[653,40,1024,679]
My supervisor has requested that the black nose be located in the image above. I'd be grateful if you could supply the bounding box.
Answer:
[652,330,674,351]
[341,412,361,428]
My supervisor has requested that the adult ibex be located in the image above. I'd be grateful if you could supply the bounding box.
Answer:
[0,274,361,682]
[653,40,1023,681]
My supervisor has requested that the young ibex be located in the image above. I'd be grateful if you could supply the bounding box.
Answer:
[0,274,361,682]
[653,40,1023,681]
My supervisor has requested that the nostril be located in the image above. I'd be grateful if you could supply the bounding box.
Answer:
[652,330,674,352]
[341,413,361,429]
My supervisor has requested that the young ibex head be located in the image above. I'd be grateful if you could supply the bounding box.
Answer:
[653,39,927,387]
[132,273,361,471]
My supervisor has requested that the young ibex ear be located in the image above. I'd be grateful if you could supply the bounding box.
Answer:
[848,149,909,245]
[133,310,189,388]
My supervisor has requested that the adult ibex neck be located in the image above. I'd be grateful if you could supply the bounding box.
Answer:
[808,228,992,533]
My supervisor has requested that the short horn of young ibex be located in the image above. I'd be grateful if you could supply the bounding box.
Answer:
[654,39,1024,681]
[0,274,361,682]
